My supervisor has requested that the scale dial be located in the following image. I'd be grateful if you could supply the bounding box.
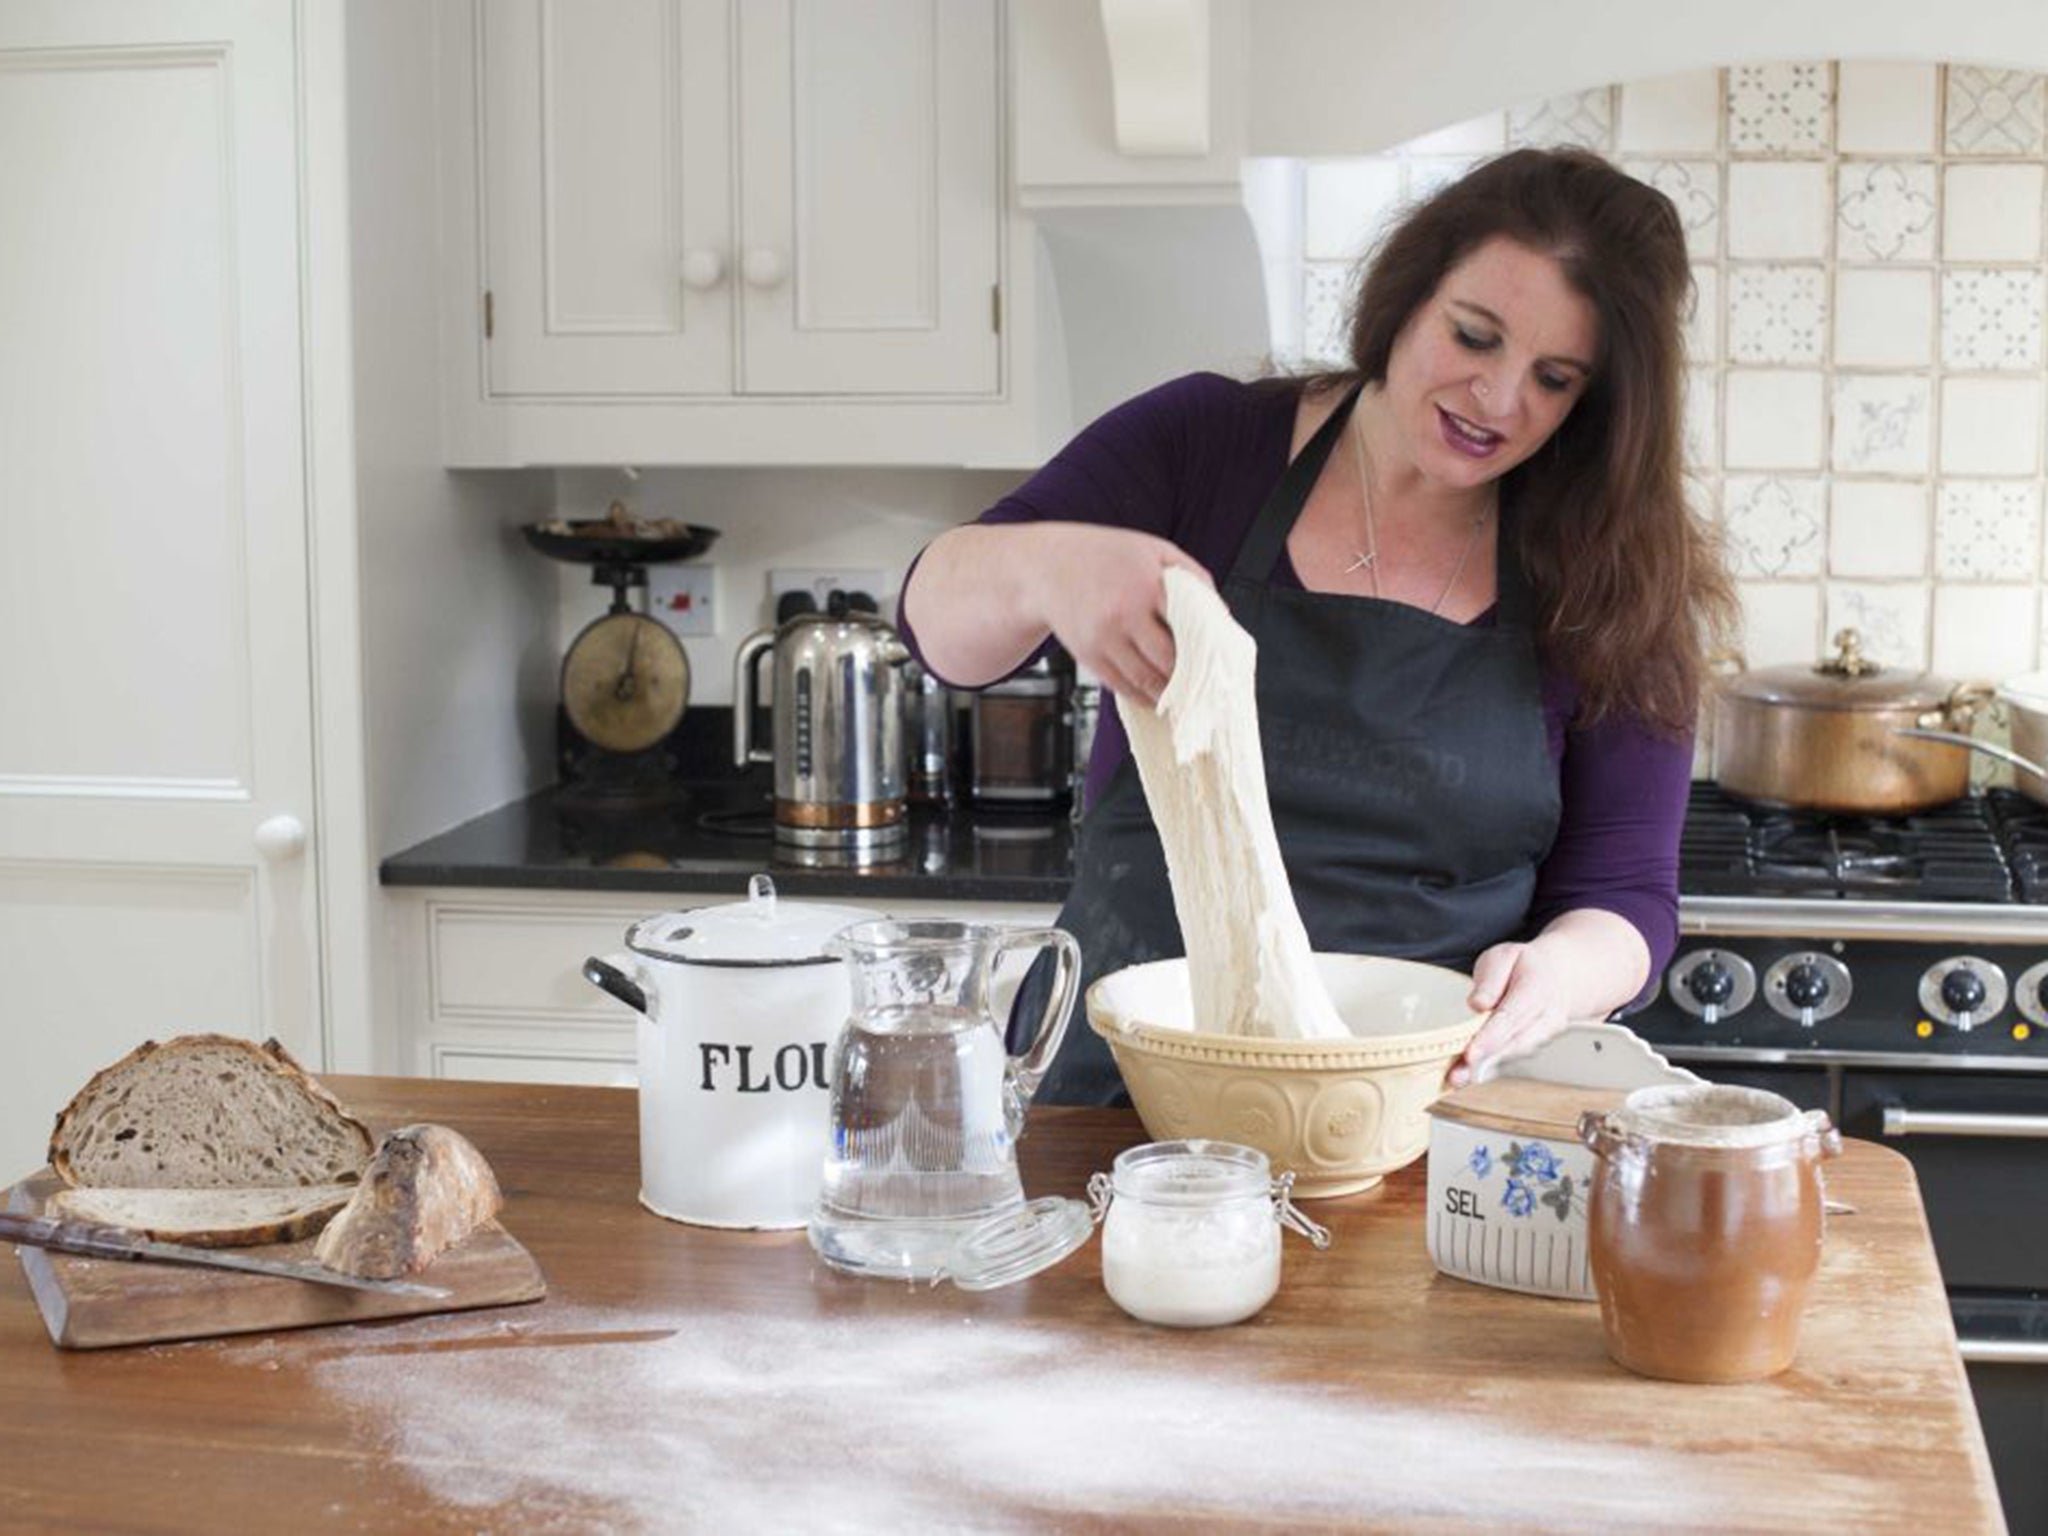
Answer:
[561,612,689,753]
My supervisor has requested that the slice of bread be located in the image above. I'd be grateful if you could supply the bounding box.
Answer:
[48,1033,374,1190]
[315,1124,503,1279]
[44,1184,356,1248]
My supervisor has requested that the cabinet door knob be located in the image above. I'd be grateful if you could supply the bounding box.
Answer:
[742,248,787,289]
[254,814,307,860]
[680,248,725,290]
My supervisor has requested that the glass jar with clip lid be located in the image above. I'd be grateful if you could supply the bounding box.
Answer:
[937,1139,1331,1328]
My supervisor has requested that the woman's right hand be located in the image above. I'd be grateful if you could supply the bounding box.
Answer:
[1022,524,1213,707]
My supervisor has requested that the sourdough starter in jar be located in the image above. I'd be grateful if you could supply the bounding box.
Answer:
[1097,1142,1283,1327]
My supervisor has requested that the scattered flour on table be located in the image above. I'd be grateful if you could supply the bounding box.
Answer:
[275,1303,1774,1535]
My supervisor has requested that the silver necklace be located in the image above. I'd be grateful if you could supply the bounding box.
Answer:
[1344,408,1488,617]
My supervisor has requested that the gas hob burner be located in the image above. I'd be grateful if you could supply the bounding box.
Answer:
[1985,789,2048,904]
[1681,784,2016,903]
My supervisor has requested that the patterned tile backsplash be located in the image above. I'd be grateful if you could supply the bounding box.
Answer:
[1250,61,2048,703]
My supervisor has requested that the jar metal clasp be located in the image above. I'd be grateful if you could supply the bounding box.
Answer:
[1272,1171,1332,1250]
[1086,1170,1114,1221]
[1086,1159,1332,1248]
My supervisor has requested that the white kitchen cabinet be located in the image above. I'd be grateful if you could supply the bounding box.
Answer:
[480,0,733,397]
[444,0,1031,465]
[390,886,1059,1087]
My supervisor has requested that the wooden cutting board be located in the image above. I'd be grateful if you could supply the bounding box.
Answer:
[5,1172,546,1350]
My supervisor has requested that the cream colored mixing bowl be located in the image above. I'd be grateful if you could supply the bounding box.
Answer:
[1086,953,1485,1197]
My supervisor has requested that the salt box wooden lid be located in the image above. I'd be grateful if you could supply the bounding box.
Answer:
[1429,1077,1636,1141]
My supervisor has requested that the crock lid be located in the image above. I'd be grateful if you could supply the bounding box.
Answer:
[941,1197,1095,1291]
[625,874,871,967]
[1430,1078,1632,1140]
[1723,629,1950,712]
[1609,1083,1820,1149]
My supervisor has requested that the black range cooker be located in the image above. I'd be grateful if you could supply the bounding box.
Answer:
[1625,783,2048,1531]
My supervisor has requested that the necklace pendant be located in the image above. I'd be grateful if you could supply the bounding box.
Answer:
[1344,551,1376,574]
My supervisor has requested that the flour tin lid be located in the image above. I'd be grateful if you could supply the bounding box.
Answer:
[941,1197,1095,1291]
[626,874,871,967]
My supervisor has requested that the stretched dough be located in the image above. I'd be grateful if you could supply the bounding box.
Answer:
[1121,568,1349,1040]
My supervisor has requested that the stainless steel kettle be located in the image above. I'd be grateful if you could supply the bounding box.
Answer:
[734,593,911,858]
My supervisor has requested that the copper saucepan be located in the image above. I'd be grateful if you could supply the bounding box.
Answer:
[1713,629,1993,815]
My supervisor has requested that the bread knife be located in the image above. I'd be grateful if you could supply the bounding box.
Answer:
[0,1212,452,1299]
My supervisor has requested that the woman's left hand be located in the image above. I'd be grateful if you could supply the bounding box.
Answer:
[1451,940,1573,1088]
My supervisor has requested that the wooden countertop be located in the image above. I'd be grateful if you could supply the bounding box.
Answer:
[1,1077,2005,1534]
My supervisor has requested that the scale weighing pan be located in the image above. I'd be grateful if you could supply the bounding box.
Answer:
[522,521,720,567]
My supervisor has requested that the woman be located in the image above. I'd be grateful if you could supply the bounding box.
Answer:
[901,147,1737,1104]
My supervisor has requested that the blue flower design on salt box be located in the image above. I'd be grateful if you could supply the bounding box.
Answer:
[1501,1179,1537,1218]
[1515,1141,1561,1185]
[1468,1144,1493,1179]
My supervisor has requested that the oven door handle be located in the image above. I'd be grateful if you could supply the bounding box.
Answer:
[1882,1106,2048,1139]
[1958,1337,2048,1365]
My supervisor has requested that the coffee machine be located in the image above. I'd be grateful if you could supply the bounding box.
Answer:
[969,648,1074,809]
[734,592,910,860]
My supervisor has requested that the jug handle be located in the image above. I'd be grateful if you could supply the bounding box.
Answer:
[992,927,1081,1127]
[732,629,776,768]
[584,953,649,1015]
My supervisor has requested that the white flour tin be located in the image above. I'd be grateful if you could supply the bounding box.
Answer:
[1424,1024,1698,1301]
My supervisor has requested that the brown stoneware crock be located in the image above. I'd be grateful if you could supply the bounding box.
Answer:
[1578,1085,1842,1384]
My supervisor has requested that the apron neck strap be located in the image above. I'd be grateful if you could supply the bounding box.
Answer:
[1228,380,1538,632]
[1226,383,1362,586]
[1493,497,1535,629]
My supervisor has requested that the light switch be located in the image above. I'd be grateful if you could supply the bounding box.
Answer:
[649,563,717,636]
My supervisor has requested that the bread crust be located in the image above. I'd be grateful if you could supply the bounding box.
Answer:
[314,1124,504,1279]
[47,1033,375,1188]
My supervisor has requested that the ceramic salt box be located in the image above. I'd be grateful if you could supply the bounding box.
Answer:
[1424,1023,1698,1301]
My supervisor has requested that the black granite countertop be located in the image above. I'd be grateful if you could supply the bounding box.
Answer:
[379,779,1077,903]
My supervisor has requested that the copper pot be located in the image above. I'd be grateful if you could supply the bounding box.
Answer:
[1713,629,1991,815]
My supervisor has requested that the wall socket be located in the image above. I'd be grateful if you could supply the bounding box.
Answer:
[768,567,892,616]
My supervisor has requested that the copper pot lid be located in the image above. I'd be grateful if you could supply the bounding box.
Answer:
[1719,628,1953,712]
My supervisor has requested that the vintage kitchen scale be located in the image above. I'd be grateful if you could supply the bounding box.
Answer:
[523,502,719,807]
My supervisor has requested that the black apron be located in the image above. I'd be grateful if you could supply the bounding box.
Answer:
[1028,385,1563,1105]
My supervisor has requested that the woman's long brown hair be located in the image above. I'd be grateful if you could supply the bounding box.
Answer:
[1301,147,1736,734]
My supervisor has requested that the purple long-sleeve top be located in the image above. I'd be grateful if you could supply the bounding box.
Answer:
[900,372,1692,997]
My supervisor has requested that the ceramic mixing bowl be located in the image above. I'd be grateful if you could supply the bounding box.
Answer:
[1086,954,1484,1197]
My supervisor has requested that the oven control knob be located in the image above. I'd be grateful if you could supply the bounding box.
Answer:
[1941,969,1986,1014]
[1919,957,2008,1033]
[1691,962,1735,1007]
[2014,961,2048,1030]
[1668,950,1755,1025]
[1763,953,1851,1029]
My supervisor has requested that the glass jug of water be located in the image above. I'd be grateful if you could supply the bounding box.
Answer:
[808,919,1080,1281]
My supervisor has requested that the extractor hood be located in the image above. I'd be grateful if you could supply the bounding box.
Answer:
[1031,202,1272,436]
